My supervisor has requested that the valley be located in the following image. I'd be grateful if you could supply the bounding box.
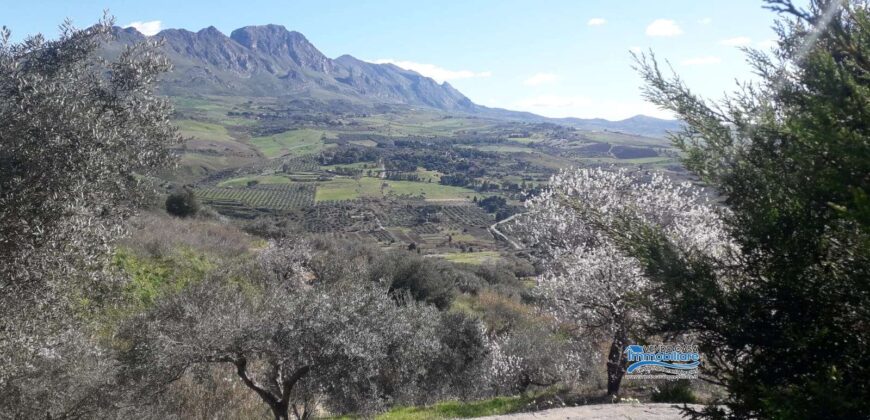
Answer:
[8,3,861,417]
[102,22,684,264]
[168,93,683,262]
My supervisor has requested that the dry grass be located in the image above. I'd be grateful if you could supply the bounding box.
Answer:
[149,366,271,420]
[122,211,256,259]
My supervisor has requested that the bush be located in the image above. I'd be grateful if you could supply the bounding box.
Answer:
[651,380,697,404]
[165,189,200,218]
[371,252,456,310]
[402,311,491,404]
[477,196,507,213]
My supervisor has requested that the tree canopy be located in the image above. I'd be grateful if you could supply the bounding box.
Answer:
[0,16,180,418]
[626,0,870,417]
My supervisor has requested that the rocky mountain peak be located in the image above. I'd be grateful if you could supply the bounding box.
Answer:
[230,25,333,73]
[104,24,476,110]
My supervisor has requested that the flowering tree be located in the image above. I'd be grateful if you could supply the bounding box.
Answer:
[516,168,728,396]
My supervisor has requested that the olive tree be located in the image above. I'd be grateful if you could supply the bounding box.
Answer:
[515,168,728,396]
[630,1,870,417]
[117,241,442,420]
[0,16,179,418]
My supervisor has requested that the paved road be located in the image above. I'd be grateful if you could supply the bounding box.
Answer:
[473,403,699,420]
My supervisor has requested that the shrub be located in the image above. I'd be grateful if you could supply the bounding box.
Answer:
[651,380,697,404]
[372,252,456,310]
[165,189,200,218]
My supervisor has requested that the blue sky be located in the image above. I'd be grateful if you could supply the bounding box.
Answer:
[4,1,791,120]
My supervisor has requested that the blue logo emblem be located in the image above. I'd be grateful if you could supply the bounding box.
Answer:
[624,344,700,379]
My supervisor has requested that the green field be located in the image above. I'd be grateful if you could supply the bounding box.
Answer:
[217,174,295,187]
[172,95,258,123]
[314,177,478,202]
[440,251,501,265]
[385,179,477,200]
[577,156,676,165]
[320,161,379,171]
[583,131,671,147]
[315,177,384,201]
[356,111,500,136]
[348,139,378,147]
[474,145,537,153]
[415,167,443,183]
[176,119,235,142]
[250,129,336,158]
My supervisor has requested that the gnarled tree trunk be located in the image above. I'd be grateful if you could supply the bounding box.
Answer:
[606,325,629,397]
[230,357,311,420]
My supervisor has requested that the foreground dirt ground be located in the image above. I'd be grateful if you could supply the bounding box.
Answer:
[473,403,702,419]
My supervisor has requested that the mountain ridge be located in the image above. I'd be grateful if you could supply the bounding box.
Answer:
[108,24,680,136]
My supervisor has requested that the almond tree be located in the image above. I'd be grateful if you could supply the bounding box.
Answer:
[516,168,728,396]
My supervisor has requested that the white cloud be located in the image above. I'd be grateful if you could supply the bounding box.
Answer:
[646,19,683,37]
[371,59,491,83]
[524,73,559,86]
[125,20,162,36]
[681,56,722,66]
[629,46,643,54]
[698,17,712,25]
[720,36,752,47]
[587,18,607,26]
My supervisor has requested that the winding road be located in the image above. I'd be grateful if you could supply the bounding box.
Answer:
[489,212,525,250]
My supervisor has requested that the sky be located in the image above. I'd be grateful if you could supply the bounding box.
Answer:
[2,0,791,120]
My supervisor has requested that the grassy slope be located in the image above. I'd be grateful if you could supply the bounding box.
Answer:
[250,129,336,158]
[176,119,236,142]
[376,396,531,419]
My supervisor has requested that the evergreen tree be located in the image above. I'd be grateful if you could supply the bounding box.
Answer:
[625,1,870,417]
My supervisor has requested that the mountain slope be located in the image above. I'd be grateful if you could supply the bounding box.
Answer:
[106,24,678,136]
[107,24,475,111]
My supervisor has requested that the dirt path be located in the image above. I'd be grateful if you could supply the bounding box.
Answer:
[489,212,524,250]
[472,403,699,419]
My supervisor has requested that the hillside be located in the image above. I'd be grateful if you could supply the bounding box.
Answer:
[100,24,688,266]
[108,25,476,111]
[106,24,679,136]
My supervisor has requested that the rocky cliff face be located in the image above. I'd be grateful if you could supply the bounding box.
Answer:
[105,24,680,133]
[107,24,475,111]
[229,25,335,75]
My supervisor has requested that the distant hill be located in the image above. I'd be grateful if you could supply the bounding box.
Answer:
[106,24,680,137]
[556,114,683,137]
[473,106,683,137]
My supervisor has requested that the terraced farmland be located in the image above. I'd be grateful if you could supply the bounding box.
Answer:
[198,184,315,217]
[440,205,494,227]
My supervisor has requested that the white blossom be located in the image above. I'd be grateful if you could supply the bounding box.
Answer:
[512,167,733,395]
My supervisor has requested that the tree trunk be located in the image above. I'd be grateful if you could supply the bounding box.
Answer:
[231,358,309,420]
[606,325,629,397]
[271,405,289,420]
